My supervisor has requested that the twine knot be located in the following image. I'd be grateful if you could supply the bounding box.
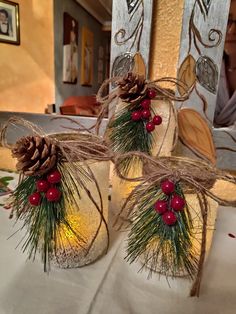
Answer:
[169,169,181,182]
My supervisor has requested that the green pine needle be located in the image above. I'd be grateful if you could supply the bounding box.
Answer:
[11,163,88,271]
[108,104,153,173]
[126,183,199,279]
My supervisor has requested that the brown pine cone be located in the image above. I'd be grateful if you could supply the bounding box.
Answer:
[117,72,147,104]
[12,136,58,176]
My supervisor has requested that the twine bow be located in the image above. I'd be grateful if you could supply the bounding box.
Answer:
[113,151,236,297]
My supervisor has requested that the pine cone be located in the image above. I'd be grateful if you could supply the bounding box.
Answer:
[12,136,58,176]
[117,72,147,104]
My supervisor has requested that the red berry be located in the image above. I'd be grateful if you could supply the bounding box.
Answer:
[141,99,151,109]
[146,121,155,132]
[171,195,185,211]
[47,170,61,184]
[141,109,151,119]
[154,200,168,214]
[131,111,142,121]
[36,179,50,192]
[161,180,175,195]
[29,192,41,206]
[153,115,162,125]
[147,89,157,99]
[162,211,177,226]
[46,187,61,202]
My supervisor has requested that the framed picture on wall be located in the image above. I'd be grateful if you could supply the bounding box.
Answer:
[0,0,20,45]
[63,12,78,84]
[81,27,94,86]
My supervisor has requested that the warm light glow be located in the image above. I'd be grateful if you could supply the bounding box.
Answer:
[53,160,109,268]
[186,194,218,260]
[59,214,89,242]
[110,160,142,218]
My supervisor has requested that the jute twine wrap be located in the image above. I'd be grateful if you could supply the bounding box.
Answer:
[113,151,236,297]
[95,74,190,151]
[0,116,114,256]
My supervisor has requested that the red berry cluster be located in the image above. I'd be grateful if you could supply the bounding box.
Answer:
[154,180,185,226]
[28,170,62,206]
[131,89,162,133]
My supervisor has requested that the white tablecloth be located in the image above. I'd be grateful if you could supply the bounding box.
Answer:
[1,171,236,314]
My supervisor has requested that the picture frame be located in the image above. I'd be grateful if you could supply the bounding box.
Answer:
[63,12,79,84]
[0,0,20,45]
[81,27,94,86]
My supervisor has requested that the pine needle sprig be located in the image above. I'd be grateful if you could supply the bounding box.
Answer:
[11,169,86,271]
[108,105,153,173]
[126,183,199,278]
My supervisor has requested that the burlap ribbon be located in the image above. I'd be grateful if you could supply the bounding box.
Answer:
[0,116,114,256]
[113,151,236,297]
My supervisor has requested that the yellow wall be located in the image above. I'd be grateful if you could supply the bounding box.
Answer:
[0,0,54,113]
[150,0,184,80]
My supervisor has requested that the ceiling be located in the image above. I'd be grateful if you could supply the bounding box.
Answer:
[76,0,112,30]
